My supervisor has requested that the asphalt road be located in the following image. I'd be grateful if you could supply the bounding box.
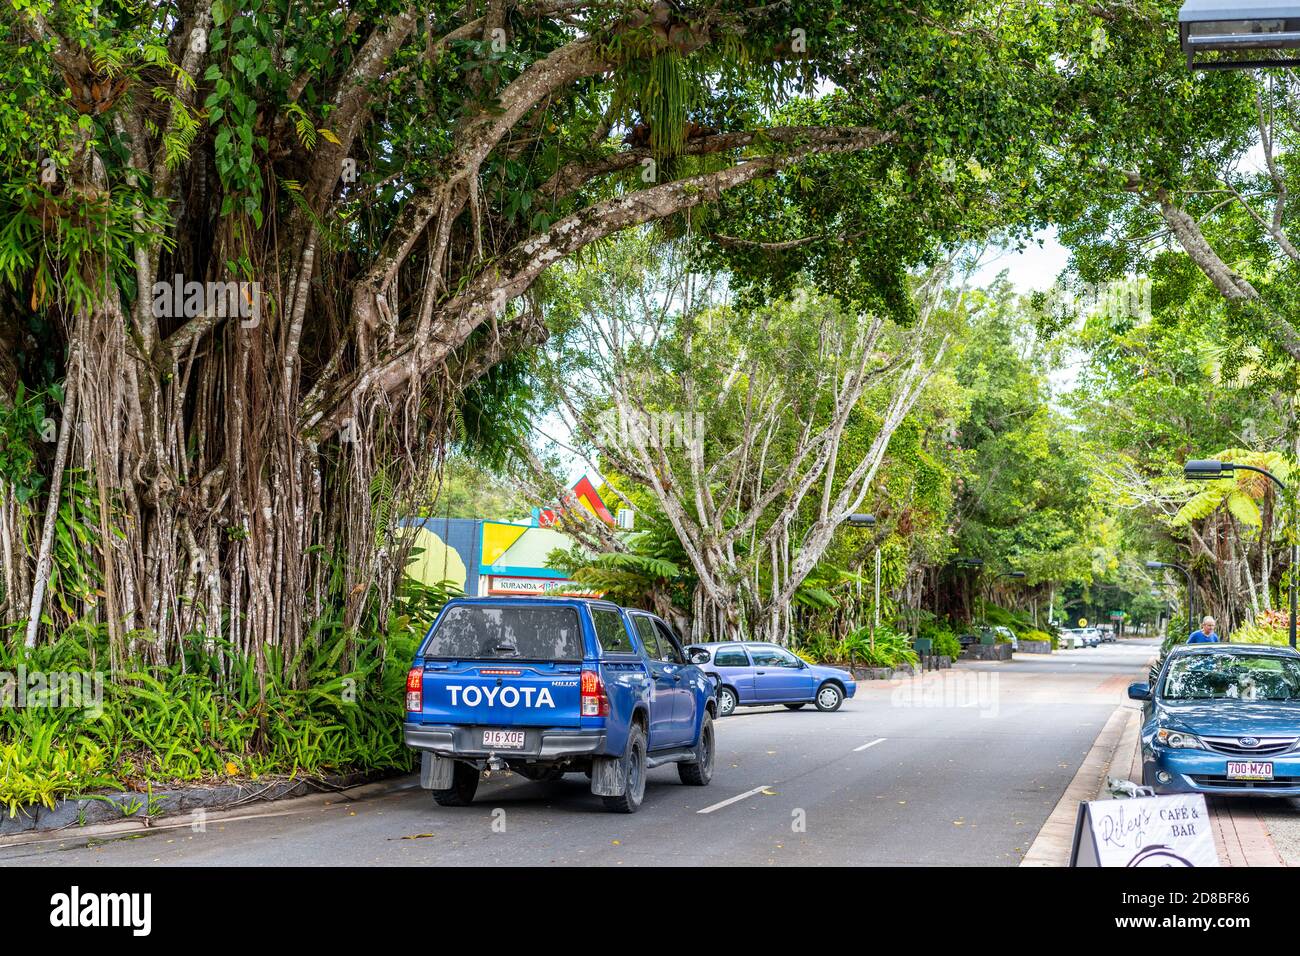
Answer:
[0,639,1156,867]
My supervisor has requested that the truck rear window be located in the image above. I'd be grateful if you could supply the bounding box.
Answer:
[423,605,584,661]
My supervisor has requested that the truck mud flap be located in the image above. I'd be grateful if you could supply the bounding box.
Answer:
[420,751,455,790]
[590,754,625,797]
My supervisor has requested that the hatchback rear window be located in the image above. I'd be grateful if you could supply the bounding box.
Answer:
[713,646,749,667]
[423,605,584,661]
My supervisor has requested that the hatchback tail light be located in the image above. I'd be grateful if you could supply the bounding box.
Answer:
[405,667,423,712]
[580,669,609,717]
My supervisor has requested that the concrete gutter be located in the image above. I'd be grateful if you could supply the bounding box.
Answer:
[0,770,404,839]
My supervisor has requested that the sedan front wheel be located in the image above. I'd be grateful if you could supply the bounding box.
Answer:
[814,682,844,712]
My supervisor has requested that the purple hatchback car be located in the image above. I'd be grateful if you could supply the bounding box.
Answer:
[685,641,857,716]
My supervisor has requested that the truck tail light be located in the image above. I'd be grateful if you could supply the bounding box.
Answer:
[581,669,609,717]
[405,667,423,712]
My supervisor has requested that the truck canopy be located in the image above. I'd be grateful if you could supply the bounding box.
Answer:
[421,603,586,661]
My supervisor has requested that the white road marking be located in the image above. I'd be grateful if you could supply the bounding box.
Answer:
[697,785,771,814]
[854,737,887,752]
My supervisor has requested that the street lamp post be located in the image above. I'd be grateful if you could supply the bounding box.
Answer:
[1184,459,1298,648]
[1177,4,1300,643]
[953,557,984,627]
[1179,1,1300,70]
[1146,560,1195,641]
[844,514,879,643]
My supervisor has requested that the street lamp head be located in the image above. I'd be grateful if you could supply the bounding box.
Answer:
[1003,571,1026,579]
[1180,1,1300,69]
[1146,561,1169,571]
[955,557,984,568]
[1184,459,1233,480]
[846,513,876,527]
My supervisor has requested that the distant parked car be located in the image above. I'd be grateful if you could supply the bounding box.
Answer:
[1082,628,1103,648]
[1058,628,1084,649]
[686,642,857,716]
[1100,627,1117,644]
[990,625,1019,652]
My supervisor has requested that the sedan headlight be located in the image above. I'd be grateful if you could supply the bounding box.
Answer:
[1155,727,1205,750]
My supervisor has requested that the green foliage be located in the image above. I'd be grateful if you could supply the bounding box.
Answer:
[917,618,961,659]
[0,574,461,814]
[0,382,53,504]
[797,625,918,669]
[840,625,919,670]
[952,280,1100,590]
[0,631,403,815]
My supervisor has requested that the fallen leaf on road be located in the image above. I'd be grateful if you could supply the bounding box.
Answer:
[401,833,435,840]
[612,840,620,845]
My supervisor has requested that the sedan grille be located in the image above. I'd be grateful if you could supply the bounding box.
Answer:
[1200,735,1298,757]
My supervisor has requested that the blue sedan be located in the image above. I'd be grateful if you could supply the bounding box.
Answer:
[1128,643,1300,797]
[686,641,856,716]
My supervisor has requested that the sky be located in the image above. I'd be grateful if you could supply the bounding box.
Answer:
[972,229,1071,291]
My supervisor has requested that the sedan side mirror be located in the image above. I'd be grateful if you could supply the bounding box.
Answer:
[1127,682,1152,701]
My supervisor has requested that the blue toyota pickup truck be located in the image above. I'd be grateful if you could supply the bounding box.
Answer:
[404,597,717,813]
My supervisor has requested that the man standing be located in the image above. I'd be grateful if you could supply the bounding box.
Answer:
[1187,616,1220,644]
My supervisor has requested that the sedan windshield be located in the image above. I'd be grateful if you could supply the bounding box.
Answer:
[1163,652,1300,701]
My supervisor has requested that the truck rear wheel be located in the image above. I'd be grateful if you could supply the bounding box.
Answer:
[432,760,480,807]
[678,712,714,786]
[602,724,647,813]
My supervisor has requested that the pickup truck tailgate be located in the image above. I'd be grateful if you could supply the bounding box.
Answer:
[416,662,584,727]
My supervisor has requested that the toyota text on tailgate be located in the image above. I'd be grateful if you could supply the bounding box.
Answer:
[404,597,717,812]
